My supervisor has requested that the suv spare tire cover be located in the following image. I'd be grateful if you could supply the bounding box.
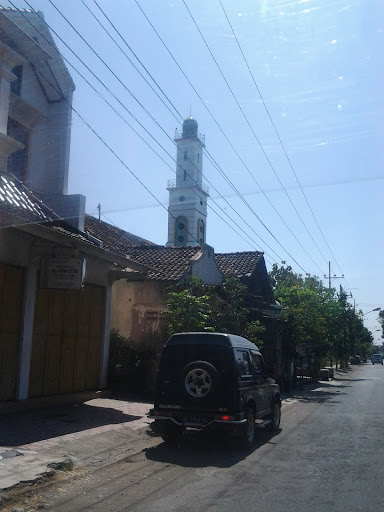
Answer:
[184,361,217,398]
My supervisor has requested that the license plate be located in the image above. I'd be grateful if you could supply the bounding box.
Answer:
[183,416,208,425]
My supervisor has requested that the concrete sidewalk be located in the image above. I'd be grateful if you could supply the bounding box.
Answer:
[0,391,154,491]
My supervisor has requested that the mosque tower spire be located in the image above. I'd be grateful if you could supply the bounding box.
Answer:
[166,117,209,247]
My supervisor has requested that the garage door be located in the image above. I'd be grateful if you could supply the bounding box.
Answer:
[0,263,24,401]
[29,285,105,398]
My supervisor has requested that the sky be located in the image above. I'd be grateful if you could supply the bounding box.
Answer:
[5,0,383,340]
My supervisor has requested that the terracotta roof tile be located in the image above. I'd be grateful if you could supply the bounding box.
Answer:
[125,246,201,281]
[84,215,157,254]
[215,251,264,278]
[84,216,202,280]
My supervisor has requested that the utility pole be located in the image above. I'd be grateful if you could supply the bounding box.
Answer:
[97,203,101,221]
[324,261,344,289]
[349,293,355,311]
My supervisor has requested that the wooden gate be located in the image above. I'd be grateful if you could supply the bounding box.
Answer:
[29,285,105,397]
[0,263,24,401]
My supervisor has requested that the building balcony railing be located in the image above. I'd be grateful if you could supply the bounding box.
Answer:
[174,129,205,145]
[167,179,209,195]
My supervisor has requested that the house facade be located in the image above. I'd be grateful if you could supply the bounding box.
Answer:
[85,215,222,351]
[85,216,281,374]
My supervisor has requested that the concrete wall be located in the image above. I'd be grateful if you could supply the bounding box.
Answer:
[191,244,222,285]
[111,279,170,350]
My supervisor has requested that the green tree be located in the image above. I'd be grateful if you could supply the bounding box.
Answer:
[270,263,368,371]
[164,276,266,347]
[209,276,249,334]
[166,285,213,335]
[244,320,266,348]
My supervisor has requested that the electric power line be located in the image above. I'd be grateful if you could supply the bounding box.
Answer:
[16,2,322,273]
[22,0,306,266]
[9,1,281,260]
[218,0,345,278]
[134,0,323,275]
[182,0,329,272]
[80,0,182,125]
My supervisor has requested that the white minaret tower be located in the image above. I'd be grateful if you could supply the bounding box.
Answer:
[166,117,209,247]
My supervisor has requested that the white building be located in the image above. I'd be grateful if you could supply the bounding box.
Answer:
[166,117,209,247]
[0,6,86,227]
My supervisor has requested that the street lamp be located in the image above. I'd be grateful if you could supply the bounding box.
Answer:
[358,329,381,343]
[362,308,381,316]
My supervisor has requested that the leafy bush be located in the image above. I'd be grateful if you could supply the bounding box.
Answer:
[108,329,155,393]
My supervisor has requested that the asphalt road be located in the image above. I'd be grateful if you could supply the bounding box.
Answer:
[8,363,384,512]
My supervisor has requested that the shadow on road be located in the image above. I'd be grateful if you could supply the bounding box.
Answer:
[0,401,140,446]
[282,381,350,404]
[145,428,281,468]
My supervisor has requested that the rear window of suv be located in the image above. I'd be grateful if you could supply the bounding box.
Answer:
[234,349,252,377]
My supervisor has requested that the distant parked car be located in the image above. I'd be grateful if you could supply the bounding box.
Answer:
[371,354,383,365]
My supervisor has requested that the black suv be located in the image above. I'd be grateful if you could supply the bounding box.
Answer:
[149,332,281,447]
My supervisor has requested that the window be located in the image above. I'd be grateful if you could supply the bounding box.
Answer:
[7,117,29,181]
[197,153,200,163]
[234,349,252,378]
[250,351,263,374]
[197,219,205,244]
[10,66,23,96]
[175,216,188,246]
[184,150,188,161]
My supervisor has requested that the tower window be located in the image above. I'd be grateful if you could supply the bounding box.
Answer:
[183,169,187,181]
[198,153,200,163]
[184,150,188,161]
[175,216,188,247]
[197,219,205,245]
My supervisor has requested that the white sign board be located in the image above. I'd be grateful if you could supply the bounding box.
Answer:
[44,258,85,289]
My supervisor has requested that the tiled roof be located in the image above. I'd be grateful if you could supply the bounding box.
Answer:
[84,216,202,280]
[84,215,157,254]
[125,246,201,281]
[215,251,264,278]
[85,217,266,282]
[0,172,58,227]
[0,175,148,268]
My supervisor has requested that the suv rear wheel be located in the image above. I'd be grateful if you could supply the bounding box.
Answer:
[265,399,281,432]
[240,407,256,449]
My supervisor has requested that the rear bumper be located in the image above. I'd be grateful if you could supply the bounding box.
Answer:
[148,409,246,428]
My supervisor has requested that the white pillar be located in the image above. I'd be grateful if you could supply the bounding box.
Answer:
[17,262,38,400]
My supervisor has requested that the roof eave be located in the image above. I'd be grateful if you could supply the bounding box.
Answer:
[17,223,149,273]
